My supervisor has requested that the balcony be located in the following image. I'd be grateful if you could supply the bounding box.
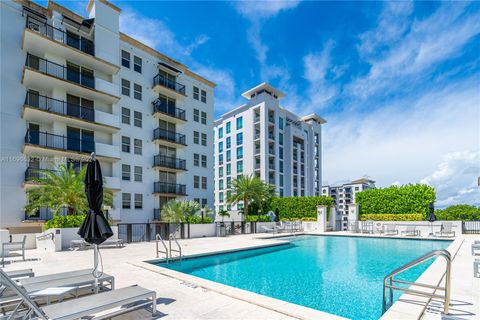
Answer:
[268,133,275,140]
[153,155,187,171]
[269,163,275,170]
[24,167,57,186]
[24,208,54,222]
[24,130,94,155]
[268,148,275,155]
[153,128,186,147]
[22,92,120,133]
[152,98,186,123]
[153,74,186,99]
[154,182,187,196]
[23,16,119,75]
[23,54,119,104]
[104,176,121,191]
[95,142,120,161]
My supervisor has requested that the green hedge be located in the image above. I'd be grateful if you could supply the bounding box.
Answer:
[270,196,333,221]
[244,215,271,222]
[356,184,435,218]
[435,205,480,221]
[184,216,213,224]
[360,213,424,221]
[44,215,86,229]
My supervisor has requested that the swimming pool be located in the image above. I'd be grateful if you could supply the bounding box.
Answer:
[153,236,451,320]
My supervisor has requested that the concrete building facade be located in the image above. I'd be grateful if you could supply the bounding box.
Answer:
[214,83,326,212]
[0,0,215,232]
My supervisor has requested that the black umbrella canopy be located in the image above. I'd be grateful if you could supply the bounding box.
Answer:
[427,202,437,222]
[78,159,113,245]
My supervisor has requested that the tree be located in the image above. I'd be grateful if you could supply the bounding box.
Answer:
[181,200,201,219]
[258,182,277,214]
[435,204,480,221]
[25,164,113,217]
[161,199,184,224]
[218,209,230,222]
[227,174,265,219]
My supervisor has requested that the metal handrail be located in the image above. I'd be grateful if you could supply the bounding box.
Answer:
[155,234,169,262]
[169,232,182,262]
[36,232,55,241]
[382,249,452,314]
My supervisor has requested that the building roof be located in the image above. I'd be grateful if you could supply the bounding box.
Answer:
[301,113,327,124]
[241,82,286,100]
[350,178,376,184]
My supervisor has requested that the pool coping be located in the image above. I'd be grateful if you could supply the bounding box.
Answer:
[132,234,460,320]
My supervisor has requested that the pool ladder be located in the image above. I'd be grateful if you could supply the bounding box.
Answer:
[155,233,183,263]
[382,249,451,315]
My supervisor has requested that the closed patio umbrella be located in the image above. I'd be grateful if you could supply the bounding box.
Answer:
[78,153,113,292]
[427,202,437,237]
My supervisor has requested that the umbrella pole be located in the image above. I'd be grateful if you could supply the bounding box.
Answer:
[94,244,99,293]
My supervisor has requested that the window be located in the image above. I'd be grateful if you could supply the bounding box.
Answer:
[355,187,359,191]
[121,79,130,96]
[122,193,131,209]
[134,83,142,100]
[122,164,130,181]
[219,154,223,165]
[279,161,283,173]
[193,86,199,100]
[226,163,231,175]
[226,121,231,134]
[194,153,199,166]
[202,199,207,207]
[279,117,284,130]
[133,111,142,127]
[194,176,199,188]
[201,133,207,146]
[121,107,130,124]
[193,109,199,122]
[237,161,243,173]
[227,177,232,188]
[219,167,223,177]
[279,146,284,159]
[219,192,224,202]
[226,137,231,149]
[133,56,142,73]
[279,133,284,145]
[226,150,231,162]
[218,142,223,153]
[218,127,223,139]
[134,193,143,209]
[134,139,142,155]
[201,89,207,103]
[236,116,243,129]
[121,50,130,68]
[193,131,199,144]
[134,166,142,182]
[201,155,207,168]
[201,176,207,189]
[201,111,207,124]
[219,179,224,190]
[280,175,284,187]
[236,133,243,145]
[122,136,130,153]
[237,147,243,159]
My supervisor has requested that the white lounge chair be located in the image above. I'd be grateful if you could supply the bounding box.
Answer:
[0,268,156,320]
[401,226,419,237]
[474,259,480,278]
[2,235,26,266]
[261,226,276,234]
[383,224,398,236]
[435,222,455,237]
[3,268,34,279]
[471,241,480,255]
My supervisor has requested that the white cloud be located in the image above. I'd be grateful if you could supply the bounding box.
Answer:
[421,150,480,208]
[322,78,480,206]
[233,0,301,20]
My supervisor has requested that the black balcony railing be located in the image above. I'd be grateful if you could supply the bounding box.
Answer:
[25,130,95,153]
[154,182,187,195]
[24,207,53,221]
[26,16,94,56]
[153,74,186,95]
[25,91,95,122]
[25,53,95,89]
[24,167,58,182]
[152,98,186,121]
[153,155,186,170]
[153,208,161,220]
[153,128,186,145]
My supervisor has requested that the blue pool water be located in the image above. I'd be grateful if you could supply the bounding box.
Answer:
[154,236,450,320]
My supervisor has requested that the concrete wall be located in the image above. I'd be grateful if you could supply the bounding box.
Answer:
[36,226,119,251]
[188,224,216,238]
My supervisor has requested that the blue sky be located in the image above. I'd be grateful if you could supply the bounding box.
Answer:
[37,1,480,207]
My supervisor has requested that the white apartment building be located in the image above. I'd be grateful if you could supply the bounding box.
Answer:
[322,178,376,230]
[213,83,326,212]
[0,0,215,233]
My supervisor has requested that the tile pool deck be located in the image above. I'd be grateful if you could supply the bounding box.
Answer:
[3,232,479,320]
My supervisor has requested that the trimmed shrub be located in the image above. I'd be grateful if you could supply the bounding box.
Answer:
[244,215,271,222]
[44,214,86,229]
[282,217,318,222]
[184,216,213,224]
[270,196,333,221]
[360,213,424,221]
[356,184,435,218]
[435,205,480,221]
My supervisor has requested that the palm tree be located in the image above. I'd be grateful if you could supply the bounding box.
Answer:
[161,199,184,224]
[218,209,230,222]
[25,164,113,217]
[181,200,201,219]
[258,183,277,214]
[227,174,264,220]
